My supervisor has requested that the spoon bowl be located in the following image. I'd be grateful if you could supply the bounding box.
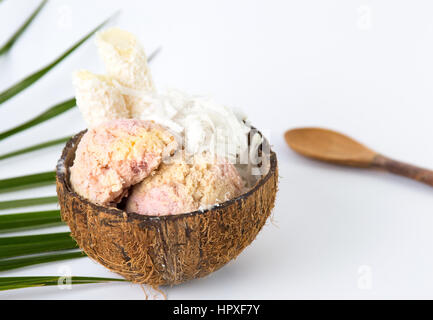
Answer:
[284,127,376,167]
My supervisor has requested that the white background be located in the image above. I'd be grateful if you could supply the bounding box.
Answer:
[0,0,433,299]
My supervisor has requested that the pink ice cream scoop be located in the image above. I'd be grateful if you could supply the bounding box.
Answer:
[70,119,177,205]
[126,154,245,216]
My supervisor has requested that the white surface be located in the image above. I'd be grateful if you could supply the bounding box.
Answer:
[1,0,433,299]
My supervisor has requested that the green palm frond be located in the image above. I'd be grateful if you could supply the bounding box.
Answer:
[0,209,63,233]
[0,98,75,141]
[0,251,85,272]
[0,171,55,193]
[0,0,48,56]
[0,12,118,105]
[0,276,125,291]
[0,196,58,210]
[0,136,70,160]
[0,232,77,259]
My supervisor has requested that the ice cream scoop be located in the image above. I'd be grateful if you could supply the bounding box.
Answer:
[70,119,177,205]
[126,154,245,216]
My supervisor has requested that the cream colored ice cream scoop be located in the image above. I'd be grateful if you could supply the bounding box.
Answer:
[285,127,433,187]
[70,119,177,205]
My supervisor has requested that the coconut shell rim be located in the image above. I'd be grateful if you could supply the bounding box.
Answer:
[56,130,277,223]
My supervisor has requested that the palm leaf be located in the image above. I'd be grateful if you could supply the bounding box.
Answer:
[0,98,75,141]
[0,196,58,210]
[0,276,125,291]
[0,12,118,105]
[0,171,55,193]
[0,209,63,233]
[0,251,85,272]
[0,0,48,56]
[0,231,70,245]
[0,136,70,160]
[0,232,77,259]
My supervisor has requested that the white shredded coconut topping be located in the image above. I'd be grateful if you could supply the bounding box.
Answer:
[113,85,259,164]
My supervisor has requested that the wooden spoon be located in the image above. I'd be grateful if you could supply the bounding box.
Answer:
[284,127,433,187]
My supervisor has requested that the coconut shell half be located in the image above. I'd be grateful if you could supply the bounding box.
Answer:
[56,130,278,286]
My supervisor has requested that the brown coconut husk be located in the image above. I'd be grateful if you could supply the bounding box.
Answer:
[56,130,278,286]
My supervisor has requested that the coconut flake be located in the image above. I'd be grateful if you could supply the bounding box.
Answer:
[119,88,253,164]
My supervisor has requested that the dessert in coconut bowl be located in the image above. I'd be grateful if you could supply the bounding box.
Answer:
[56,28,278,286]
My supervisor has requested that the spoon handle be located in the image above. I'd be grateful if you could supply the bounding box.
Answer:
[372,154,433,187]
